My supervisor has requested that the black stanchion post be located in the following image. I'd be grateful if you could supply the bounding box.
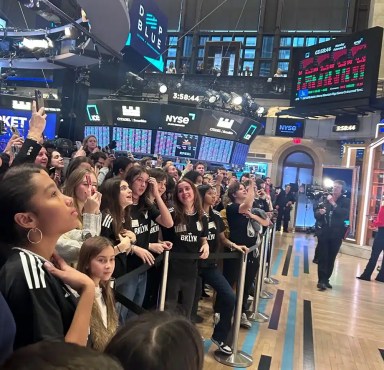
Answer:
[259,228,274,299]
[249,231,269,323]
[264,223,279,285]
[158,250,170,311]
[214,253,253,368]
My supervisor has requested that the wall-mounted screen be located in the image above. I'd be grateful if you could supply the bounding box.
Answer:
[275,118,305,138]
[84,126,110,149]
[154,131,198,158]
[231,142,249,166]
[291,27,383,106]
[0,109,57,151]
[113,127,152,154]
[198,136,234,163]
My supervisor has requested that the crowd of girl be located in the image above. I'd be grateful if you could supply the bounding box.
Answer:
[0,103,272,367]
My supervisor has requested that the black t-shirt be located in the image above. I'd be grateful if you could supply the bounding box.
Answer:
[202,208,225,268]
[129,204,161,270]
[226,203,257,247]
[0,248,77,350]
[162,212,208,277]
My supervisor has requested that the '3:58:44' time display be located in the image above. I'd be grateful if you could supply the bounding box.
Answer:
[168,92,201,106]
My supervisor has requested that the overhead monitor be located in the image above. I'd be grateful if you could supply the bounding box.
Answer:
[198,136,234,163]
[231,142,249,166]
[154,131,198,159]
[84,126,110,149]
[0,108,57,151]
[275,118,305,138]
[113,127,152,154]
[291,27,383,107]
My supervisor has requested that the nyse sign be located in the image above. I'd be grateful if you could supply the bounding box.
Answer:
[333,124,359,133]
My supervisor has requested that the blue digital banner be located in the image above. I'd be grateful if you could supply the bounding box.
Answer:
[127,0,168,72]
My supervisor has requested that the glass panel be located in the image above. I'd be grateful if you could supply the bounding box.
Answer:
[243,60,254,70]
[223,36,232,42]
[295,183,316,228]
[245,37,257,46]
[211,36,221,41]
[166,59,176,68]
[259,61,271,77]
[279,49,291,60]
[182,36,193,57]
[261,36,274,58]
[319,37,331,44]
[306,37,317,46]
[280,37,292,47]
[199,36,209,46]
[244,49,255,59]
[168,36,178,46]
[278,61,289,71]
[282,166,298,187]
[293,37,304,47]
[168,48,177,58]
[235,36,244,43]
[285,152,313,165]
[198,48,205,58]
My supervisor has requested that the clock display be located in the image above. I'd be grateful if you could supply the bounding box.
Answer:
[168,92,201,106]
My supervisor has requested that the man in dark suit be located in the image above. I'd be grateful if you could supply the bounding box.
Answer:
[274,184,296,232]
[314,180,350,291]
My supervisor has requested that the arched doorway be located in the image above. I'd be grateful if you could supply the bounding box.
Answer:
[281,151,314,187]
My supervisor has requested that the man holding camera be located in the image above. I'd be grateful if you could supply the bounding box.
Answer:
[315,180,350,291]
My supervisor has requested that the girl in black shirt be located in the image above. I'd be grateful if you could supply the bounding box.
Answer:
[163,179,209,319]
[0,165,95,350]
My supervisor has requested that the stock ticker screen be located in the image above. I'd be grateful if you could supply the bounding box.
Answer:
[84,126,110,150]
[291,27,383,106]
[231,142,249,166]
[198,136,234,163]
[113,127,152,154]
[154,131,198,159]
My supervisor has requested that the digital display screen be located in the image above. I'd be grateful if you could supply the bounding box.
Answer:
[291,27,383,106]
[237,117,263,144]
[275,118,305,138]
[198,136,233,163]
[112,101,160,129]
[126,0,168,72]
[200,110,242,141]
[159,105,201,134]
[113,127,152,154]
[154,131,198,158]
[84,126,110,149]
[0,109,57,151]
[85,100,112,125]
[231,142,249,166]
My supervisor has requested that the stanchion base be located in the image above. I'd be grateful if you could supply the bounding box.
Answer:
[259,290,274,299]
[264,277,279,285]
[249,311,269,323]
[214,349,253,368]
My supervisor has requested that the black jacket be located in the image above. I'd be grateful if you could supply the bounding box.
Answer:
[315,195,350,238]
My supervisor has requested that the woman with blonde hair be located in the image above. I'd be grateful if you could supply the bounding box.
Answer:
[56,168,102,265]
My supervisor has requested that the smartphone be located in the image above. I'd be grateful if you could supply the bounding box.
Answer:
[75,141,82,150]
[48,167,56,176]
[11,126,20,137]
[35,89,44,111]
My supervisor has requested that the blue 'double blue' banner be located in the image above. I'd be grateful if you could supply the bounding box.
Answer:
[126,0,168,72]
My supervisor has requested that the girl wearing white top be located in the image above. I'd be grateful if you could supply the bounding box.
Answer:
[77,236,118,351]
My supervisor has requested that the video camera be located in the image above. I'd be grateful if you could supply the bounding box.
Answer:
[306,185,332,201]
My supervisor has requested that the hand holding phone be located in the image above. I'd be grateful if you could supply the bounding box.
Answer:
[35,90,45,111]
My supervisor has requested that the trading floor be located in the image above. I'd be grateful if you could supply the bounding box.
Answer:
[199,233,384,370]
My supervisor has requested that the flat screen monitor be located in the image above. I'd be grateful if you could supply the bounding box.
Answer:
[84,126,110,149]
[154,131,198,159]
[231,142,249,166]
[0,108,57,151]
[291,27,383,106]
[198,136,234,163]
[113,127,152,154]
[275,118,305,138]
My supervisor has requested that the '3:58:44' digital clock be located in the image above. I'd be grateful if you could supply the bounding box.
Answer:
[168,92,201,106]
